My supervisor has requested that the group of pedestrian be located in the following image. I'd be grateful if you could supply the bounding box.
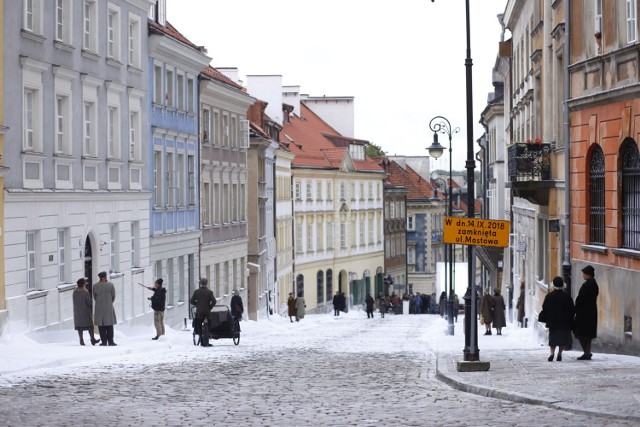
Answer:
[288,293,306,322]
[479,288,506,335]
[72,271,120,346]
[540,265,599,362]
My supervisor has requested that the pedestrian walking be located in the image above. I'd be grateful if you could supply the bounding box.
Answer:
[190,278,216,347]
[93,271,118,346]
[574,265,599,360]
[340,292,347,313]
[287,293,296,322]
[480,290,494,335]
[139,278,166,340]
[452,293,459,322]
[365,293,375,318]
[295,293,306,321]
[73,277,100,346]
[439,291,446,317]
[492,288,506,335]
[230,289,244,320]
[413,293,422,315]
[516,280,526,328]
[378,293,387,318]
[541,276,575,362]
[332,291,341,316]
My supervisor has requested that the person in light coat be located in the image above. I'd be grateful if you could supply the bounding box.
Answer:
[295,293,306,321]
[93,271,117,346]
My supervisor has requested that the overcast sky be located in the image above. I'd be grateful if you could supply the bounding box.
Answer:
[166,0,508,171]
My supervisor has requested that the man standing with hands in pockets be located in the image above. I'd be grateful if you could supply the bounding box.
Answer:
[93,271,117,346]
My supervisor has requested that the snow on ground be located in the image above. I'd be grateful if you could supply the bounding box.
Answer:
[0,310,542,386]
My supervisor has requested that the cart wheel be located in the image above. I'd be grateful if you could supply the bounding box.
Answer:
[233,319,240,345]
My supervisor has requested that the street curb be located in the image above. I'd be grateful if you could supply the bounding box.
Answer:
[435,353,640,423]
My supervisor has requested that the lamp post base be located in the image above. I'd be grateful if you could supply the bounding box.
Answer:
[456,360,490,372]
[447,297,455,336]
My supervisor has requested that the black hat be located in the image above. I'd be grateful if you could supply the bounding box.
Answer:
[98,271,107,279]
[552,276,564,289]
[155,278,163,286]
[76,277,85,286]
[581,265,595,277]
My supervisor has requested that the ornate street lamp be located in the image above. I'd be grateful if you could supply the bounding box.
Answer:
[427,116,459,336]
[432,0,480,362]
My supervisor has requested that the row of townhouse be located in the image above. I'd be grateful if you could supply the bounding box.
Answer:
[479,0,640,355]
[0,0,396,336]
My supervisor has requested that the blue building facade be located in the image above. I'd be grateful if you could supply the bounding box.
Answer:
[147,1,210,327]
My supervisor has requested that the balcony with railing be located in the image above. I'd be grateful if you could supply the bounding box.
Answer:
[507,142,554,205]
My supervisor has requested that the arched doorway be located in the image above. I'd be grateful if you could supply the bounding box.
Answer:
[84,237,94,295]
[296,274,304,297]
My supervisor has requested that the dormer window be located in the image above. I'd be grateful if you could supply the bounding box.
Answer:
[349,144,365,161]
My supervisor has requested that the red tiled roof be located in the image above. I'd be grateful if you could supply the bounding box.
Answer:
[281,103,383,172]
[149,21,202,51]
[201,65,244,91]
[384,161,440,201]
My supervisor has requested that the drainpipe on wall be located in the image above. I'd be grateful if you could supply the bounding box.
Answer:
[562,0,572,294]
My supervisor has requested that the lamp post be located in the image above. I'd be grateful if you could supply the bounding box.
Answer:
[432,0,479,362]
[427,116,458,336]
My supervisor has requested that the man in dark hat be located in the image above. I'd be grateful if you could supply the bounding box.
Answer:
[190,278,216,346]
[574,265,599,360]
[93,271,117,346]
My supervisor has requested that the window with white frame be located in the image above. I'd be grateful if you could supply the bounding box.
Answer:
[595,0,602,52]
[203,181,211,225]
[24,0,43,34]
[368,217,374,244]
[306,182,312,200]
[130,221,139,268]
[153,150,162,207]
[407,247,415,264]
[55,158,72,189]
[109,223,119,272]
[327,182,332,200]
[83,0,97,52]
[176,72,184,110]
[154,65,163,104]
[212,110,219,145]
[213,182,220,223]
[316,182,322,200]
[326,221,333,249]
[307,223,314,252]
[55,0,72,44]
[188,154,196,206]
[83,101,95,156]
[223,183,229,223]
[232,183,238,220]
[223,115,229,146]
[165,68,173,106]
[240,182,246,221]
[58,228,68,284]
[238,118,249,148]
[628,0,637,43]
[316,220,323,251]
[295,223,303,252]
[55,95,70,154]
[340,182,346,200]
[107,106,119,159]
[407,215,415,231]
[202,108,210,142]
[340,222,347,248]
[178,152,185,206]
[231,116,237,148]
[128,14,141,68]
[166,150,176,207]
[187,77,194,113]
[26,231,38,290]
[107,4,121,61]
[295,181,301,200]
[359,220,365,246]
[128,110,138,160]
[359,183,364,200]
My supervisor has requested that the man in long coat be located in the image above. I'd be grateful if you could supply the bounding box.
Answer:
[93,271,117,346]
[190,278,216,346]
[574,265,599,360]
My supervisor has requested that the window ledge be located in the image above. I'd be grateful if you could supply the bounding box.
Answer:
[21,30,45,43]
[131,267,144,274]
[109,271,125,279]
[27,289,49,300]
[581,244,608,254]
[53,40,74,52]
[81,49,100,61]
[57,283,77,292]
[612,248,640,259]
[127,65,143,74]
[106,57,122,68]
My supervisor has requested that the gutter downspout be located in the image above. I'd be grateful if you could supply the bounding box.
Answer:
[562,0,572,294]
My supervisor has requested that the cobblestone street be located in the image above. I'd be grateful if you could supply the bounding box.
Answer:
[0,315,629,426]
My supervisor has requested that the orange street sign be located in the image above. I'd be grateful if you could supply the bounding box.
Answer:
[443,217,510,248]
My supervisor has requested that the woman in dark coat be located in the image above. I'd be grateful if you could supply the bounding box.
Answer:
[438,291,446,317]
[492,288,506,335]
[516,280,525,327]
[287,293,296,323]
[230,289,244,320]
[365,293,375,319]
[73,278,99,346]
[574,265,599,360]
[480,291,494,335]
[542,276,575,361]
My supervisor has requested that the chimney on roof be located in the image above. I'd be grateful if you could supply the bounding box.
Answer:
[218,67,242,86]
[246,75,283,126]
[283,86,301,117]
